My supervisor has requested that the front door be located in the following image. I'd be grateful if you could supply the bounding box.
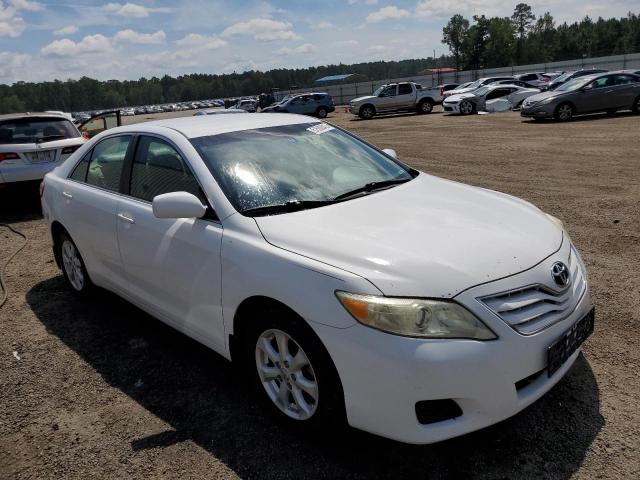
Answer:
[376,84,398,112]
[115,134,226,351]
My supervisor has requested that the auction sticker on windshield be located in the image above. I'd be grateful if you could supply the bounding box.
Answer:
[307,123,334,135]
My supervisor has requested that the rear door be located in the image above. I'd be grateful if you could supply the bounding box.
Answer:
[58,134,133,291]
[609,74,639,109]
[115,134,225,351]
[395,83,415,110]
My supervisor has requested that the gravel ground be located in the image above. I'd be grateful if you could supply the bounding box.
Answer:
[1,108,639,479]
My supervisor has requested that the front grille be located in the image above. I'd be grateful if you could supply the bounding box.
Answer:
[478,247,586,335]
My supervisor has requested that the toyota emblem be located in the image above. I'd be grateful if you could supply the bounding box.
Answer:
[551,262,570,288]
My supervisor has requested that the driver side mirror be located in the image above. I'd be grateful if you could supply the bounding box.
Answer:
[581,84,593,92]
[382,148,397,159]
[152,192,207,219]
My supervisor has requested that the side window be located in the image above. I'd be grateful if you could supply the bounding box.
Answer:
[130,136,201,202]
[613,75,635,85]
[591,76,611,89]
[69,150,92,182]
[520,74,536,81]
[381,85,397,97]
[486,89,509,100]
[86,135,131,191]
[398,83,413,95]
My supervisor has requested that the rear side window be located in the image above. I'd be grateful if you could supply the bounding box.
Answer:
[86,135,131,191]
[398,83,413,95]
[69,151,91,181]
[130,136,200,202]
[312,94,325,101]
[520,74,537,81]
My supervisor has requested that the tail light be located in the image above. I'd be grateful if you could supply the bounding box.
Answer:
[39,180,45,198]
[62,145,81,155]
[0,152,19,162]
[440,88,444,97]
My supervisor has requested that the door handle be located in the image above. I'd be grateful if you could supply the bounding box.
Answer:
[62,191,73,199]
[117,213,135,224]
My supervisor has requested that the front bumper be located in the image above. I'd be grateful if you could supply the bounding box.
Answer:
[348,105,359,114]
[442,102,460,113]
[312,240,594,444]
[520,103,554,118]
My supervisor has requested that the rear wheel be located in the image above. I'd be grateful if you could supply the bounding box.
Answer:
[632,96,640,114]
[459,100,475,115]
[417,99,433,114]
[58,233,93,295]
[316,107,328,119]
[554,103,574,121]
[242,307,345,431]
[359,105,375,120]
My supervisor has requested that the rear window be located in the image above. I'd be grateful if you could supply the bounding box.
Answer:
[0,117,80,144]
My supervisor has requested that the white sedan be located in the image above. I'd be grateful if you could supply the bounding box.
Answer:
[443,84,541,114]
[1,112,85,184]
[41,114,593,444]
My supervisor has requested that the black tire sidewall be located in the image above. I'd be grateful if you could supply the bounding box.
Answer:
[316,107,327,118]
[359,106,374,119]
[418,100,433,114]
[241,310,345,431]
[555,103,573,121]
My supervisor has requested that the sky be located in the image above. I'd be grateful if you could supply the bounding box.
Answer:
[0,0,637,84]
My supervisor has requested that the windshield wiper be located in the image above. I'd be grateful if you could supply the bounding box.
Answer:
[242,199,336,217]
[332,178,411,201]
[36,134,66,143]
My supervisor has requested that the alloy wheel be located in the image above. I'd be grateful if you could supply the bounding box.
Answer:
[61,240,84,291]
[557,104,573,121]
[460,101,474,115]
[255,329,319,420]
[317,108,327,118]
[361,107,373,119]
[420,101,433,113]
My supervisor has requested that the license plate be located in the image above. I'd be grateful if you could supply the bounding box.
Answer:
[27,150,56,163]
[547,309,594,377]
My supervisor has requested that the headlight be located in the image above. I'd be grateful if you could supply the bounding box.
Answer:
[545,213,564,229]
[336,292,496,340]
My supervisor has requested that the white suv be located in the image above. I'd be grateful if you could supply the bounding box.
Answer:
[41,114,593,444]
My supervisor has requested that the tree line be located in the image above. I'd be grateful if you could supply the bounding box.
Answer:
[442,4,640,71]
[0,4,639,114]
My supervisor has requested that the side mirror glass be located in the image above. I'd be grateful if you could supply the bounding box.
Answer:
[152,191,207,219]
[382,148,397,159]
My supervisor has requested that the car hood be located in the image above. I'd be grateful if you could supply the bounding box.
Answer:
[254,174,562,297]
[350,95,376,104]
[444,92,476,102]
[524,91,564,104]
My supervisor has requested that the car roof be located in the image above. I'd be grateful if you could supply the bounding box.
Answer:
[122,113,320,139]
[0,112,70,122]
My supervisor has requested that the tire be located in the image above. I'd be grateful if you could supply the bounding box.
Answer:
[632,96,640,114]
[459,100,475,115]
[417,99,433,114]
[358,105,375,120]
[57,233,93,295]
[554,102,574,121]
[316,107,328,119]
[241,306,345,432]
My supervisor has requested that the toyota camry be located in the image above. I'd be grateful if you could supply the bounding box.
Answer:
[40,114,594,444]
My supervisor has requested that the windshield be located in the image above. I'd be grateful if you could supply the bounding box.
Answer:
[555,77,591,92]
[372,85,385,96]
[0,117,80,144]
[462,80,482,90]
[191,123,414,214]
[551,71,573,84]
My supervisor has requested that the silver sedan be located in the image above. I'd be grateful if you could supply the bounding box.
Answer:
[521,72,640,121]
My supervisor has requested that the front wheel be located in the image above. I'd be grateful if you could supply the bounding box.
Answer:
[316,107,328,119]
[632,96,640,114]
[243,310,345,430]
[554,103,574,121]
[459,100,475,115]
[358,105,375,120]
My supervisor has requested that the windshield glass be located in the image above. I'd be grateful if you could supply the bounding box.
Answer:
[372,85,385,96]
[191,123,414,214]
[555,77,590,92]
[463,80,482,90]
[551,71,573,84]
[0,117,80,144]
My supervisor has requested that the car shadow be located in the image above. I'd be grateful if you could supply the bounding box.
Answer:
[350,111,444,122]
[27,277,603,479]
[0,181,43,224]
[522,111,637,123]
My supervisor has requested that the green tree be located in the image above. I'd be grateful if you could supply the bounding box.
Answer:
[512,3,536,62]
[442,14,470,72]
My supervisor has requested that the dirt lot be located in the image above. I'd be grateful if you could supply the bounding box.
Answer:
[1,108,639,479]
